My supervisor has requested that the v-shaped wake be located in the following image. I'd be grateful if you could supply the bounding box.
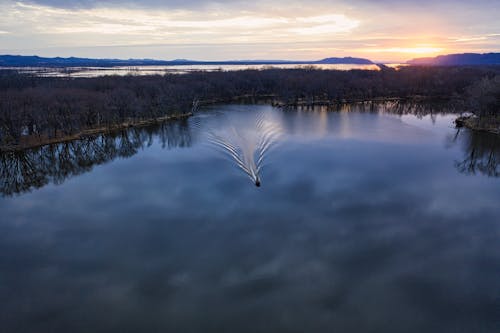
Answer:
[206,110,282,187]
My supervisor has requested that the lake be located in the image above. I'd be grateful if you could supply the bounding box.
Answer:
[1,104,499,332]
[4,63,384,77]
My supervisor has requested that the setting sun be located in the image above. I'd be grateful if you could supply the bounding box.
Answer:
[356,44,446,61]
[1,1,498,61]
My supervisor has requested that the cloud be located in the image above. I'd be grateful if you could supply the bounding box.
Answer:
[17,0,248,10]
[0,0,498,61]
[1,2,361,44]
[18,0,495,9]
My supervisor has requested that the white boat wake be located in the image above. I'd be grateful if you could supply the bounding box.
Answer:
[206,110,282,187]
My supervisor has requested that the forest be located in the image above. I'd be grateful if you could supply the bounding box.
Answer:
[1,65,499,150]
[1,113,498,196]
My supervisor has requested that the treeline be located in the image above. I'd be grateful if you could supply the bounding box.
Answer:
[0,120,194,196]
[2,110,497,196]
[1,66,499,148]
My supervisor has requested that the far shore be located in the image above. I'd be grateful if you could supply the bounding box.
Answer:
[0,112,193,153]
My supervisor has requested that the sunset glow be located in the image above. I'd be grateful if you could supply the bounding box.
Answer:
[374,47,444,54]
[359,45,445,60]
[0,0,498,61]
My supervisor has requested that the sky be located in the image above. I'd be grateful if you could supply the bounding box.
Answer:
[0,0,499,62]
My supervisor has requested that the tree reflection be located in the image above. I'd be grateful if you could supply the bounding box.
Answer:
[285,100,456,118]
[381,100,457,118]
[452,129,500,177]
[0,120,194,196]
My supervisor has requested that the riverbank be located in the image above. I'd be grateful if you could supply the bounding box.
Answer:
[0,112,193,152]
[2,67,499,150]
[271,95,449,108]
[455,115,500,135]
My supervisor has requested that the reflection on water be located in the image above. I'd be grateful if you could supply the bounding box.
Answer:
[0,104,499,333]
[6,63,382,78]
[452,129,500,177]
[2,104,499,197]
[0,120,193,196]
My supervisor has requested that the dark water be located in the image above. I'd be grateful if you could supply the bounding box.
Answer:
[1,104,499,333]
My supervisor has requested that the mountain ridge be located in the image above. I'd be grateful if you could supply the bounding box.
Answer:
[0,55,374,67]
[407,53,500,66]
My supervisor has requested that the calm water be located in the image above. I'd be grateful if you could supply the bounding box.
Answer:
[1,104,499,332]
[5,63,383,77]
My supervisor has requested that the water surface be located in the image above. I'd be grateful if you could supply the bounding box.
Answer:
[1,104,499,332]
[3,63,382,77]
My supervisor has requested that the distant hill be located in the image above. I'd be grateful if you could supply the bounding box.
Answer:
[0,55,373,67]
[407,53,500,66]
[315,57,373,64]
[0,55,185,67]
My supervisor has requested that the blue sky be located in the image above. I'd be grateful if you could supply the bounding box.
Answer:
[0,0,498,61]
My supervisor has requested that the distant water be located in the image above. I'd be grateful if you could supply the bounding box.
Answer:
[3,63,383,77]
[0,104,499,333]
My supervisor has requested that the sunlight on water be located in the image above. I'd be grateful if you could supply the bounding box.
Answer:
[4,64,382,78]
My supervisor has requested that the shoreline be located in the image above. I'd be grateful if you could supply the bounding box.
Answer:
[271,95,451,107]
[455,115,500,135]
[0,112,193,153]
[2,99,498,153]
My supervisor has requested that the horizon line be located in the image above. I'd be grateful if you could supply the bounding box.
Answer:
[1,51,500,65]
